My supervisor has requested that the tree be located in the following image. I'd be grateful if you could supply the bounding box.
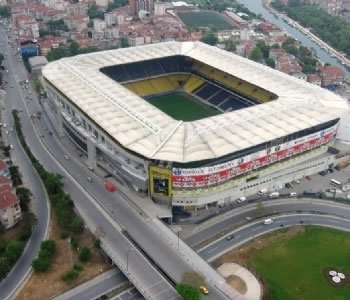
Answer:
[69,41,80,56]
[71,217,84,233]
[79,246,91,262]
[9,166,22,186]
[176,283,201,300]
[47,47,68,62]
[18,212,37,241]
[249,47,263,62]
[256,40,270,58]
[266,57,275,68]
[200,31,218,46]
[32,240,56,272]
[16,187,32,211]
[0,6,11,18]
[4,240,24,265]
[0,53,4,66]
[117,37,130,48]
[225,39,236,52]
[88,3,104,19]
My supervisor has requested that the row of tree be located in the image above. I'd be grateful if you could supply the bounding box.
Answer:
[273,0,350,57]
[12,110,93,279]
[46,39,129,62]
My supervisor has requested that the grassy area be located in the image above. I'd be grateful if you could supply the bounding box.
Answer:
[178,11,233,30]
[249,226,350,300]
[147,92,220,121]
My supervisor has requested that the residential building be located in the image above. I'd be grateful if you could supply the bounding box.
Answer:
[94,19,107,33]
[0,190,21,230]
[318,65,345,87]
[64,14,89,31]
[307,74,322,86]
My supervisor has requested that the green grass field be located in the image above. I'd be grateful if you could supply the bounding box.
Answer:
[178,11,233,30]
[147,93,219,121]
[249,226,350,300]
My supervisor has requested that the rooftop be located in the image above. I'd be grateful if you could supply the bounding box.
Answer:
[42,41,348,163]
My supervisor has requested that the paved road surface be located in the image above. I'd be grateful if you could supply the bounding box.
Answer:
[0,26,50,300]
[184,199,350,248]
[1,25,235,300]
[198,213,350,261]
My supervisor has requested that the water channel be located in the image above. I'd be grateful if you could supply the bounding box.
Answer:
[238,0,350,79]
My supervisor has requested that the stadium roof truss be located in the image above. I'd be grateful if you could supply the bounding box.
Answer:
[43,42,348,163]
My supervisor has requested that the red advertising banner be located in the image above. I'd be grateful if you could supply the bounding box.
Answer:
[172,131,336,188]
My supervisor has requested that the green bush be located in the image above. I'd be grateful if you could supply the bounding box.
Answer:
[176,283,201,300]
[79,246,91,262]
[71,217,85,233]
[61,269,79,282]
[70,236,79,249]
[73,263,83,272]
[32,239,56,272]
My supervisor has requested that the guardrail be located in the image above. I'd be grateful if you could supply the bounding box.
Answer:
[100,243,153,300]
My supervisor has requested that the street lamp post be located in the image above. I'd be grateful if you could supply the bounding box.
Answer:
[126,249,134,273]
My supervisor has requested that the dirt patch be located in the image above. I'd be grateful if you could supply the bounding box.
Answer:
[16,213,112,300]
[226,274,247,294]
[212,226,305,268]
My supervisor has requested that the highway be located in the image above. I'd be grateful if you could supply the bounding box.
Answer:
[0,27,50,300]
[198,213,350,261]
[0,26,179,300]
[184,199,350,248]
[0,25,237,300]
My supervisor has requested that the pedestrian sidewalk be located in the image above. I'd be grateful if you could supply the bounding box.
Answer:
[217,263,261,300]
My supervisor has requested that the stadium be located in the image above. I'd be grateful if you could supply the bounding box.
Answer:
[42,41,348,209]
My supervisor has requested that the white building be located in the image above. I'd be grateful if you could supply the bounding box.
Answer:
[94,19,107,33]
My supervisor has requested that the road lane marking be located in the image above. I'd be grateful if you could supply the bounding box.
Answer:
[206,246,218,254]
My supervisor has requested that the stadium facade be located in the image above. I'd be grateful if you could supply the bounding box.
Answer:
[42,42,348,209]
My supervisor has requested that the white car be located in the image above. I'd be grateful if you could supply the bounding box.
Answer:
[3,123,6,128]
[263,218,274,225]
[64,155,70,160]
[10,128,13,132]
[237,196,246,203]
[5,130,9,134]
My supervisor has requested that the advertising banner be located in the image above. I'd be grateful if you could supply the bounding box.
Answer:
[172,125,338,188]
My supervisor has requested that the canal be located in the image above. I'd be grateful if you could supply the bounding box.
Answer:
[238,0,350,79]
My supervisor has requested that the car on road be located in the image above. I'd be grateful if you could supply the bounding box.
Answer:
[5,130,8,134]
[3,123,6,128]
[64,155,70,160]
[88,166,94,171]
[305,176,312,180]
[263,218,274,225]
[9,144,14,150]
[237,196,246,203]
[285,183,292,188]
[199,285,209,295]
[293,179,300,184]
[225,234,234,241]
[87,177,93,182]
[9,128,13,132]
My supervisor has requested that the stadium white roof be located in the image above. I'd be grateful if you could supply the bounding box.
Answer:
[42,41,348,163]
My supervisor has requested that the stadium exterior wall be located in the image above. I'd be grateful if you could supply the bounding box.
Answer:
[44,78,339,209]
[45,82,150,192]
[172,147,336,209]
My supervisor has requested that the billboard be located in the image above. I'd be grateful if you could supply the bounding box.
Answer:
[172,124,338,188]
[149,166,172,197]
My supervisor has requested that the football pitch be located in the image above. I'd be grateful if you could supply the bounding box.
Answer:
[147,93,220,121]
